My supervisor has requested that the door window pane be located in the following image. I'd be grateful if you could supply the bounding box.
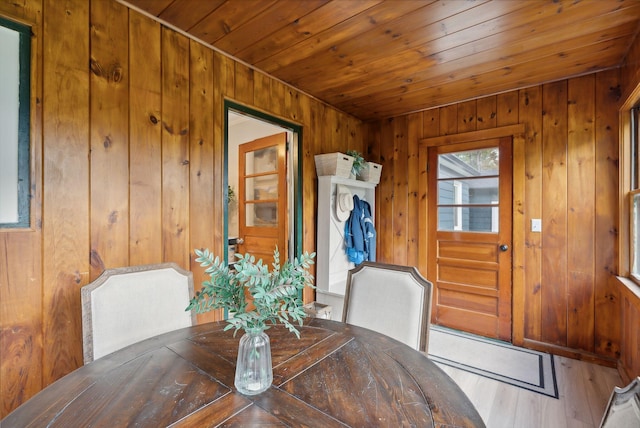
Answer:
[245,146,277,175]
[245,176,278,201]
[437,148,499,232]
[438,148,499,178]
[246,202,277,227]
[438,207,498,232]
[437,177,499,205]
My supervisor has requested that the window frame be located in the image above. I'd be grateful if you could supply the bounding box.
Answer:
[621,102,640,285]
[620,83,640,284]
[0,16,31,229]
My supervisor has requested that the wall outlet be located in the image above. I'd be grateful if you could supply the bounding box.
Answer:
[531,219,542,232]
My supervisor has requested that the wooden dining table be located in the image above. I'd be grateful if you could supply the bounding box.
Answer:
[3,318,485,427]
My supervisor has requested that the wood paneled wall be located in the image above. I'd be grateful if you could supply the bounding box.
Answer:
[0,0,363,416]
[365,71,622,363]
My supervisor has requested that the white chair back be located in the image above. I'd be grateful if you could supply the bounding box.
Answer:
[600,376,640,428]
[342,262,433,352]
[81,263,196,363]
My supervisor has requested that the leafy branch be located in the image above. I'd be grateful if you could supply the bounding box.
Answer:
[187,247,316,338]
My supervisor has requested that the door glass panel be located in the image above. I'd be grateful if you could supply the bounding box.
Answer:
[438,148,499,178]
[246,176,278,200]
[438,207,499,232]
[437,147,499,232]
[246,202,277,227]
[246,146,278,174]
[437,177,498,205]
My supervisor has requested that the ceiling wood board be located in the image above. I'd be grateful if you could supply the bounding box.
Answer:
[123,0,640,121]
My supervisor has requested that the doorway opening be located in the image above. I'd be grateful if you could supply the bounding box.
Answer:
[224,100,302,266]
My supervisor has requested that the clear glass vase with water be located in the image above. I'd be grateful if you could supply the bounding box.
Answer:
[234,327,273,395]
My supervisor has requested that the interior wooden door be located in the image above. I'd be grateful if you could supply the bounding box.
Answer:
[428,137,512,341]
[237,133,287,266]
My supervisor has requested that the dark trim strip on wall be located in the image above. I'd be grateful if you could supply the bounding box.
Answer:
[0,16,31,229]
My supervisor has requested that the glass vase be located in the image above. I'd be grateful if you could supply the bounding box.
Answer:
[235,327,273,395]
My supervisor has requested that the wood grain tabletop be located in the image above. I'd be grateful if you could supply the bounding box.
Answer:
[2,318,484,427]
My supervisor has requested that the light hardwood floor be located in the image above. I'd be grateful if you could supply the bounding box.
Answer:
[436,355,623,428]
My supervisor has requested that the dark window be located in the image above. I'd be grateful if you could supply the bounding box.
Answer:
[0,17,31,228]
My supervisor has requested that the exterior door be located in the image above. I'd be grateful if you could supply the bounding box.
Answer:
[237,133,288,266]
[428,137,512,341]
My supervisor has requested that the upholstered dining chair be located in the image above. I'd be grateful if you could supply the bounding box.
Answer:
[81,263,196,364]
[600,376,640,428]
[342,261,433,352]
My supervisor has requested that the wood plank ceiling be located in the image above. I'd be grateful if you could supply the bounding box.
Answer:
[122,0,640,122]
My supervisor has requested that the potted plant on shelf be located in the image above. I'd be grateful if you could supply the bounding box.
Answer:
[187,247,315,395]
[346,150,366,179]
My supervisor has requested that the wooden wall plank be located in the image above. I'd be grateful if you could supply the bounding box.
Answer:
[41,0,90,385]
[285,86,301,123]
[1,234,43,414]
[418,109,437,276]
[422,108,439,138]
[0,0,43,417]
[476,96,497,130]
[457,100,476,133]
[366,120,382,225]
[406,112,422,268]
[299,93,315,302]
[253,71,271,111]
[378,119,395,262]
[269,78,286,118]
[594,69,621,358]
[511,130,526,345]
[234,62,254,104]
[393,115,408,264]
[161,28,190,267]
[439,104,457,135]
[497,91,519,126]
[519,86,543,342]
[212,52,233,259]
[129,12,162,266]
[566,75,596,352]
[89,0,130,277]
[510,89,524,346]
[346,112,360,152]
[541,80,568,346]
[325,107,339,153]
[189,39,220,323]
[315,104,328,154]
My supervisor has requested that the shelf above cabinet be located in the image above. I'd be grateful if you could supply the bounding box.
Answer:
[319,175,378,189]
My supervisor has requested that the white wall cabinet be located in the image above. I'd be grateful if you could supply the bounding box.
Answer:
[315,175,376,320]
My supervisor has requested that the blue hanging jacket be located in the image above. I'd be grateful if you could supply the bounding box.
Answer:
[345,195,376,265]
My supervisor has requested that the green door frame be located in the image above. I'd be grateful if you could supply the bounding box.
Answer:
[223,99,304,263]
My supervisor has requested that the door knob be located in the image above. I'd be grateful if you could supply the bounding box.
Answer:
[499,244,509,252]
[236,238,244,244]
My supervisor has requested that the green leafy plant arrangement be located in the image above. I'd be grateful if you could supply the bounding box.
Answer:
[346,150,366,177]
[227,185,236,204]
[187,247,316,338]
